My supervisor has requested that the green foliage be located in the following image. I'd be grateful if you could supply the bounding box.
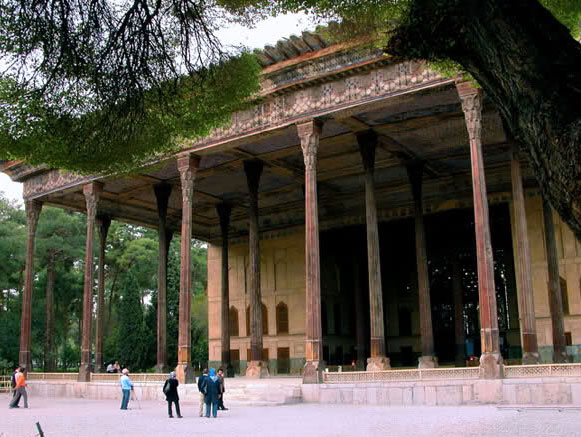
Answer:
[0,53,261,174]
[540,0,581,36]
[117,269,146,371]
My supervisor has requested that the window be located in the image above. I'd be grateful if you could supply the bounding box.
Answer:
[229,307,239,337]
[276,302,289,335]
[246,306,250,337]
[565,332,572,346]
[262,303,268,335]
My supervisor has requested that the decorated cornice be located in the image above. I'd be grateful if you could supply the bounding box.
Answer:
[185,60,446,153]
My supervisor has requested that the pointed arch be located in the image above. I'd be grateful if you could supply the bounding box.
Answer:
[276,301,289,335]
[262,303,268,335]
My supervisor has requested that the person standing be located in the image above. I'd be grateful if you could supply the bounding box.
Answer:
[9,367,27,409]
[119,368,133,410]
[217,368,228,411]
[197,368,208,417]
[163,371,182,418]
[204,368,220,418]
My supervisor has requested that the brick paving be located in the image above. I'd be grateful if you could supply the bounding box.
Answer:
[1,393,580,437]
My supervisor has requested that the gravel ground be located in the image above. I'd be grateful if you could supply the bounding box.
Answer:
[1,393,580,437]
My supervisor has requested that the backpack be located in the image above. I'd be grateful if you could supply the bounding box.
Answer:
[10,373,16,389]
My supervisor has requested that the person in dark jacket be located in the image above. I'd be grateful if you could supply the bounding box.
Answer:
[163,371,182,418]
[197,368,208,417]
[217,368,228,411]
[204,368,221,418]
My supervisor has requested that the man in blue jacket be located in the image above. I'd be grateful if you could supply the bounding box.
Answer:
[119,368,134,410]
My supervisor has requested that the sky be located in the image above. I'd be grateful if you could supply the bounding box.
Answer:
[0,12,316,207]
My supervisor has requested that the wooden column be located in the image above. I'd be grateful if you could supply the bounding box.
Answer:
[510,148,540,364]
[457,82,502,378]
[407,163,437,368]
[79,182,102,382]
[19,199,42,371]
[353,255,366,370]
[95,216,111,373]
[297,120,325,383]
[244,160,268,378]
[176,154,199,383]
[44,250,56,371]
[217,203,234,377]
[356,130,390,371]
[542,198,569,363]
[154,183,173,373]
[452,258,466,366]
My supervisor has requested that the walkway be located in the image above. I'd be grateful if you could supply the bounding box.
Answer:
[1,394,579,437]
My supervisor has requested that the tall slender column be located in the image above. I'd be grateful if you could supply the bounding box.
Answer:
[176,155,199,383]
[95,216,111,373]
[452,258,466,366]
[542,198,569,363]
[244,159,268,378]
[154,183,173,373]
[356,130,390,371]
[510,148,540,364]
[407,163,437,368]
[19,199,42,371]
[79,182,102,382]
[457,82,502,378]
[44,250,56,371]
[353,255,366,370]
[217,203,234,377]
[298,120,325,383]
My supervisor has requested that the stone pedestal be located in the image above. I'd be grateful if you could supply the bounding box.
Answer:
[246,361,269,378]
[225,362,235,378]
[479,353,503,379]
[418,356,438,369]
[303,360,325,384]
[176,363,194,384]
[521,352,541,365]
[366,356,391,372]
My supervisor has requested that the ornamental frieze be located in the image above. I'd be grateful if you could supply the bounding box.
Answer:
[22,169,95,199]
[187,61,441,150]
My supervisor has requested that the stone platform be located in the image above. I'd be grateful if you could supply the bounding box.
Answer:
[26,375,581,407]
[302,377,581,406]
[27,377,303,406]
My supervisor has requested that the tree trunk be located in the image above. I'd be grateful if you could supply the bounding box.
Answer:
[388,0,581,240]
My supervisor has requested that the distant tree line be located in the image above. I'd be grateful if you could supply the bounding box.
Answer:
[0,191,208,373]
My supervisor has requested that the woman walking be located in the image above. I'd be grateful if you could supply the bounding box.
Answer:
[163,371,182,418]
[119,368,133,410]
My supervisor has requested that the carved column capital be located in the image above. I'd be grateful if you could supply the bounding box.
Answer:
[456,81,483,142]
[177,154,200,204]
[356,130,378,172]
[297,120,324,171]
[24,200,43,236]
[83,182,103,220]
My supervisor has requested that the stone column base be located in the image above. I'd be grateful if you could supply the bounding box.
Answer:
[176,363,195,384]
[154,363,169,373]
[366,356,391,371]
[418,355,438,368]
[303,360,325,384]
[521,352,540,365]
[479,353,503,379]
[225,362,235,378]
[246,360,269,378]
[78,364,92,382]
[554,350,570,363]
